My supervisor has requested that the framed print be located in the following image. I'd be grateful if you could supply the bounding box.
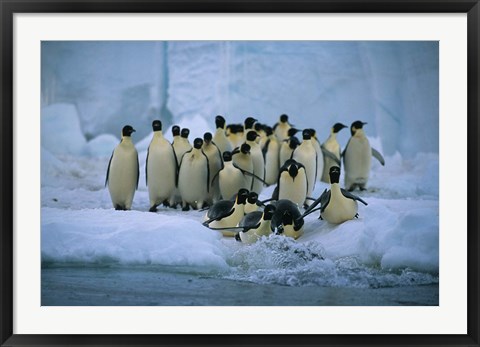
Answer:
[1,0,479,346]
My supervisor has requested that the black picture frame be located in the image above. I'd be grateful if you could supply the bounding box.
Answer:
[1,1,479,346]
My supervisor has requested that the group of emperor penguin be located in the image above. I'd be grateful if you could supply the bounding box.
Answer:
[105,114,385,244]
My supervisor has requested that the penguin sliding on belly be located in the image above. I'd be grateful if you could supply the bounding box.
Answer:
[146,120,177,212]
[234,204,276,244]
[303,166,368,224]
[178,138,210,211]
[343,121,385,191]
[270,199,304,240]
[105,125,139,210]
[202,188,249,236]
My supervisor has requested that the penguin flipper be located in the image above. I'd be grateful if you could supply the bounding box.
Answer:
[234,163,268,185]
[321,146,341,166]
[206,200,235,222]
[170,143,179,186]
[271,185,279,201]
[136,154,140,189]
[201,150,211,193]
[105,150,114,187]
[371,148,385,166]
[145,146,150,186]
[302,188,328,217]
[340,188,368,205]
[262,138,270,159]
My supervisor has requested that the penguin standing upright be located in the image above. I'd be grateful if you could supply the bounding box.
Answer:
[202,132,223,205]
[171,125,181,147]
[173,128,192,165]
[279,128,300,167]
[232,143,254,190]
[303,166,368,224]
[343,121,385,191]
[271,159,307,207]
[245,130,265,194]
[292,129,318,205]
[145,120,177,212]
[263,126,280,186]
[178,138,209,210]
[105,125,139,210]
[212,115,232,154]
[273,114,293,142]
[213,151,249,200]
[321,123,347,183]
[307,128,325,183]
[226,124,244,149]
[255,123,268,149]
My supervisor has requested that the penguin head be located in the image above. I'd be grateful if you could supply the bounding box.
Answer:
[246,130,259,142]
[193,138,203,149]
[172,125,180,136]
[287,128,300,137]
[203,132,213,144]
[288,136,300,150]
[308,128,317,138]
[222,151,233,162]
[329,166,341,184]
[240,143,251,155]
[181,128,190,139]
[280,114,289,123]
[265,126,273,137]
[288,163,299,178]
[236,189,249,205]
[350,121,367,136]
[215,115,226,129]
[152,120,162,132]
[247,191,258,205]
[302,129,312,140]
[122,125,136,137]
[254,122,265,133]
[263,204,276,221]
[333,123,347,133]
[244,117,257,129]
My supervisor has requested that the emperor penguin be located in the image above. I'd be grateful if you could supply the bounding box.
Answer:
[145,120,177,212]
[320,123,347,183]
[307,128,325,183]
[255,123,268,149]
[202,132,223,204]
[303,166,368,224]
[173,128,192,165]
[270,199,304,240]
[292,129,318,206]
[244,117,258,133]
[273,114,293,142]
[343,121,385,191]
[105,125,139,210]
[244,191,260,214]
[212,115,232,154]
[235,204,276,244]
[213,151,249,200]
[245,130,265,194]
[263,126,280,186]
[271,159,307,207]
[178,138,209,210]
[232,143,254,190]
[279,128,301,167]
[171,125,181,146]
[226,124,244,149]
[202,188,249,236]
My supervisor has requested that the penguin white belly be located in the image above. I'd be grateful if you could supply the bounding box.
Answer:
[264,141,280,185]
[321,141,340,183]
[147,144,176,206]
[312,140,324,182]
[233,156,254,190]
[204,146,222,203]
[244,202,259,214]
[275,124,290,142]
[281,225,303,240]
[219,166,247,200]
[344,138,371,189]
[178,154,208,208]
[321,190,358,224]
[292,145,316,200]
[108,146,138,210]
[240,221,272,244]
[250,146,265,194]
[278,173,307,207]
[213,130,232,154]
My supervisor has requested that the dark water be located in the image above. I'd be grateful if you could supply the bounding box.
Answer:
[42,265,438,306]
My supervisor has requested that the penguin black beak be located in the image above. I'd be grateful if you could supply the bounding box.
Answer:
[362,122,368,125]
[231,147,240,155]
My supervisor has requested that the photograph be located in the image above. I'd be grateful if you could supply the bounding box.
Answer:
[40,40,440,306]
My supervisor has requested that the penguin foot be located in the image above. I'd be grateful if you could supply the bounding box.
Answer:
[318,215,323,220]
[355,213,359,218]
[162,200,170,207]
[170,203,178,209]
[149,205,158,212]
[115,205,126,211]
[182,205,190,211]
